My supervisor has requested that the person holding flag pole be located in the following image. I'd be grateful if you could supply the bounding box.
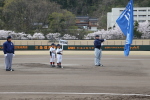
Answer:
[116,0,134,56]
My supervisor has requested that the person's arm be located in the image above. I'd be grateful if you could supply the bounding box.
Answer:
[49,48,52,56]
[99,39,104,42]
[3,43,7,54]
[12,43,15,54]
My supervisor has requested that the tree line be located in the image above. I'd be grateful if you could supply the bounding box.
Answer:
[50,0,150,29]
[0,0,86,37]
[0,0,150,39]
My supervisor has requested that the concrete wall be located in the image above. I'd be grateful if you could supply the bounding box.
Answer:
[0,40,150,45]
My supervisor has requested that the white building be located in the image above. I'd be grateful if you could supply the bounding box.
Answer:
[107,7,150,30]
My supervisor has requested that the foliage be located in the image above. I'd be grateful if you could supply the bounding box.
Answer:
[2,0,62,33]
[134,21,143,38]
[49,10,77,36]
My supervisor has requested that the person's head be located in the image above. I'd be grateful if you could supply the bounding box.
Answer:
[57,44,61,48]
[95,35,99,39]
[51,43,55,48]
[7,36,12,42]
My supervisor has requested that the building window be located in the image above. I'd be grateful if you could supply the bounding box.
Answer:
[134,15,137,17]
[134,10,137,12]
[91,22,97,25]
[138,15,146,17]
[148,10,150,12]
[138,20,146,22]
[148,15,150,17]
[139,10,146,12]
[80,20,87,22]
[120,10,123,12]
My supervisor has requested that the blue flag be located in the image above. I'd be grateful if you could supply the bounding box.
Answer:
[116,0,134,56]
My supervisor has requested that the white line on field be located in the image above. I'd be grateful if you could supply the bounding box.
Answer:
[0,92,150,97]
[0,58,150,61]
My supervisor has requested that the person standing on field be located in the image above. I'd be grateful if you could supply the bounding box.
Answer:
[3,36,15,71]
[49,43,56,67]
[56,44,63,68]
[94,35,106,67]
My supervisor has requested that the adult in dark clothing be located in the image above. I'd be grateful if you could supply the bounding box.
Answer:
[3,36,15,71]
[94,35,106,66]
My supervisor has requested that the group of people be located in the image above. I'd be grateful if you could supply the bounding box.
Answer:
[2,36,63,71]
[3,35,105,71]
[49,43,63,68]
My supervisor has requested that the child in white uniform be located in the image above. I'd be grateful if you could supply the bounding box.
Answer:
[56,44,63,68]
[49,43,56,67]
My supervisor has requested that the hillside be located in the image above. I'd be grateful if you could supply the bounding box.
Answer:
[0,0,150,34]
[50,0,150,29]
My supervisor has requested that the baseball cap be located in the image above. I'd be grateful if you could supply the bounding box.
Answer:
[7,36,12,39]
[51,43,55,45]
[95,35,99,37]
[57,44,61,46]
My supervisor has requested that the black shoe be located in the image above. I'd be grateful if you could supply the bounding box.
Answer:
[6,69,10,71]
[6,69,14,71]
[57,65,61,68]
[10,69,14,71]
[95,65,104,67]
[57,65,63,68]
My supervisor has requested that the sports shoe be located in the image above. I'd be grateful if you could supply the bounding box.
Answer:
[50,65,53,67]
[6,69,10,71]
[99,64,104,67]
[6,69,14,71]
[57,65,63,68]
[10,69,14,71]
[52,65,56,67]
[57,65,61,68]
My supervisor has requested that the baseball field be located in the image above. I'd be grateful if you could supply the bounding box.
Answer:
[0,51,150,100]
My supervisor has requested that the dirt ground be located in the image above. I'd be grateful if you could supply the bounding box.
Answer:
[0,53,150,100]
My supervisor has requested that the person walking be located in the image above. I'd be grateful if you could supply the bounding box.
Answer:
[94,35,106,66]
[3,36,15,71]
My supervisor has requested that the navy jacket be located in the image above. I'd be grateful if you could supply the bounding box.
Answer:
[3,41,15,54]
[94,39,104,49]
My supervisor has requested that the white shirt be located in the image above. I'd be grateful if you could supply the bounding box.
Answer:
[56,48,63,55]
[49,47,56,54]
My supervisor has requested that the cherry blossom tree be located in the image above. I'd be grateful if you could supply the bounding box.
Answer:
[138,21,150,39]
[32,33,45,40]
[85,26,124,39]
